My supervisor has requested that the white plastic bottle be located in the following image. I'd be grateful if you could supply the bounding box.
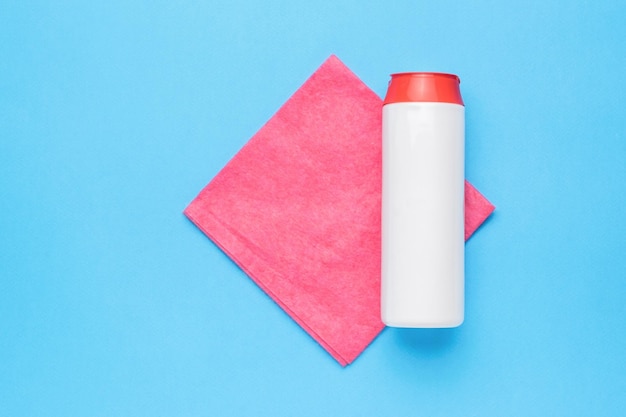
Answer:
[381,72,465,328]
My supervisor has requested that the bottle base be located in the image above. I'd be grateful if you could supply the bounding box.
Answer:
[382,316,464,329]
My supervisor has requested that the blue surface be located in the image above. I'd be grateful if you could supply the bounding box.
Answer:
[2,1,625,415]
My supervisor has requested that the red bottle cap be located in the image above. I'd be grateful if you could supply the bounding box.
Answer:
[383,72,463,106]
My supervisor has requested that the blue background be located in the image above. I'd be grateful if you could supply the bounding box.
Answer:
[2,1,625,415]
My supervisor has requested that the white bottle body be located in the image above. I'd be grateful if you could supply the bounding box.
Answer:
[381,102,465,327]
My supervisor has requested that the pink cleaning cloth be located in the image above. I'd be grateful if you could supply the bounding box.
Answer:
[185,55,494,366]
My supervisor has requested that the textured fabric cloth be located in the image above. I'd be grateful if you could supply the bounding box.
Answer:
[185,55,494,366]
